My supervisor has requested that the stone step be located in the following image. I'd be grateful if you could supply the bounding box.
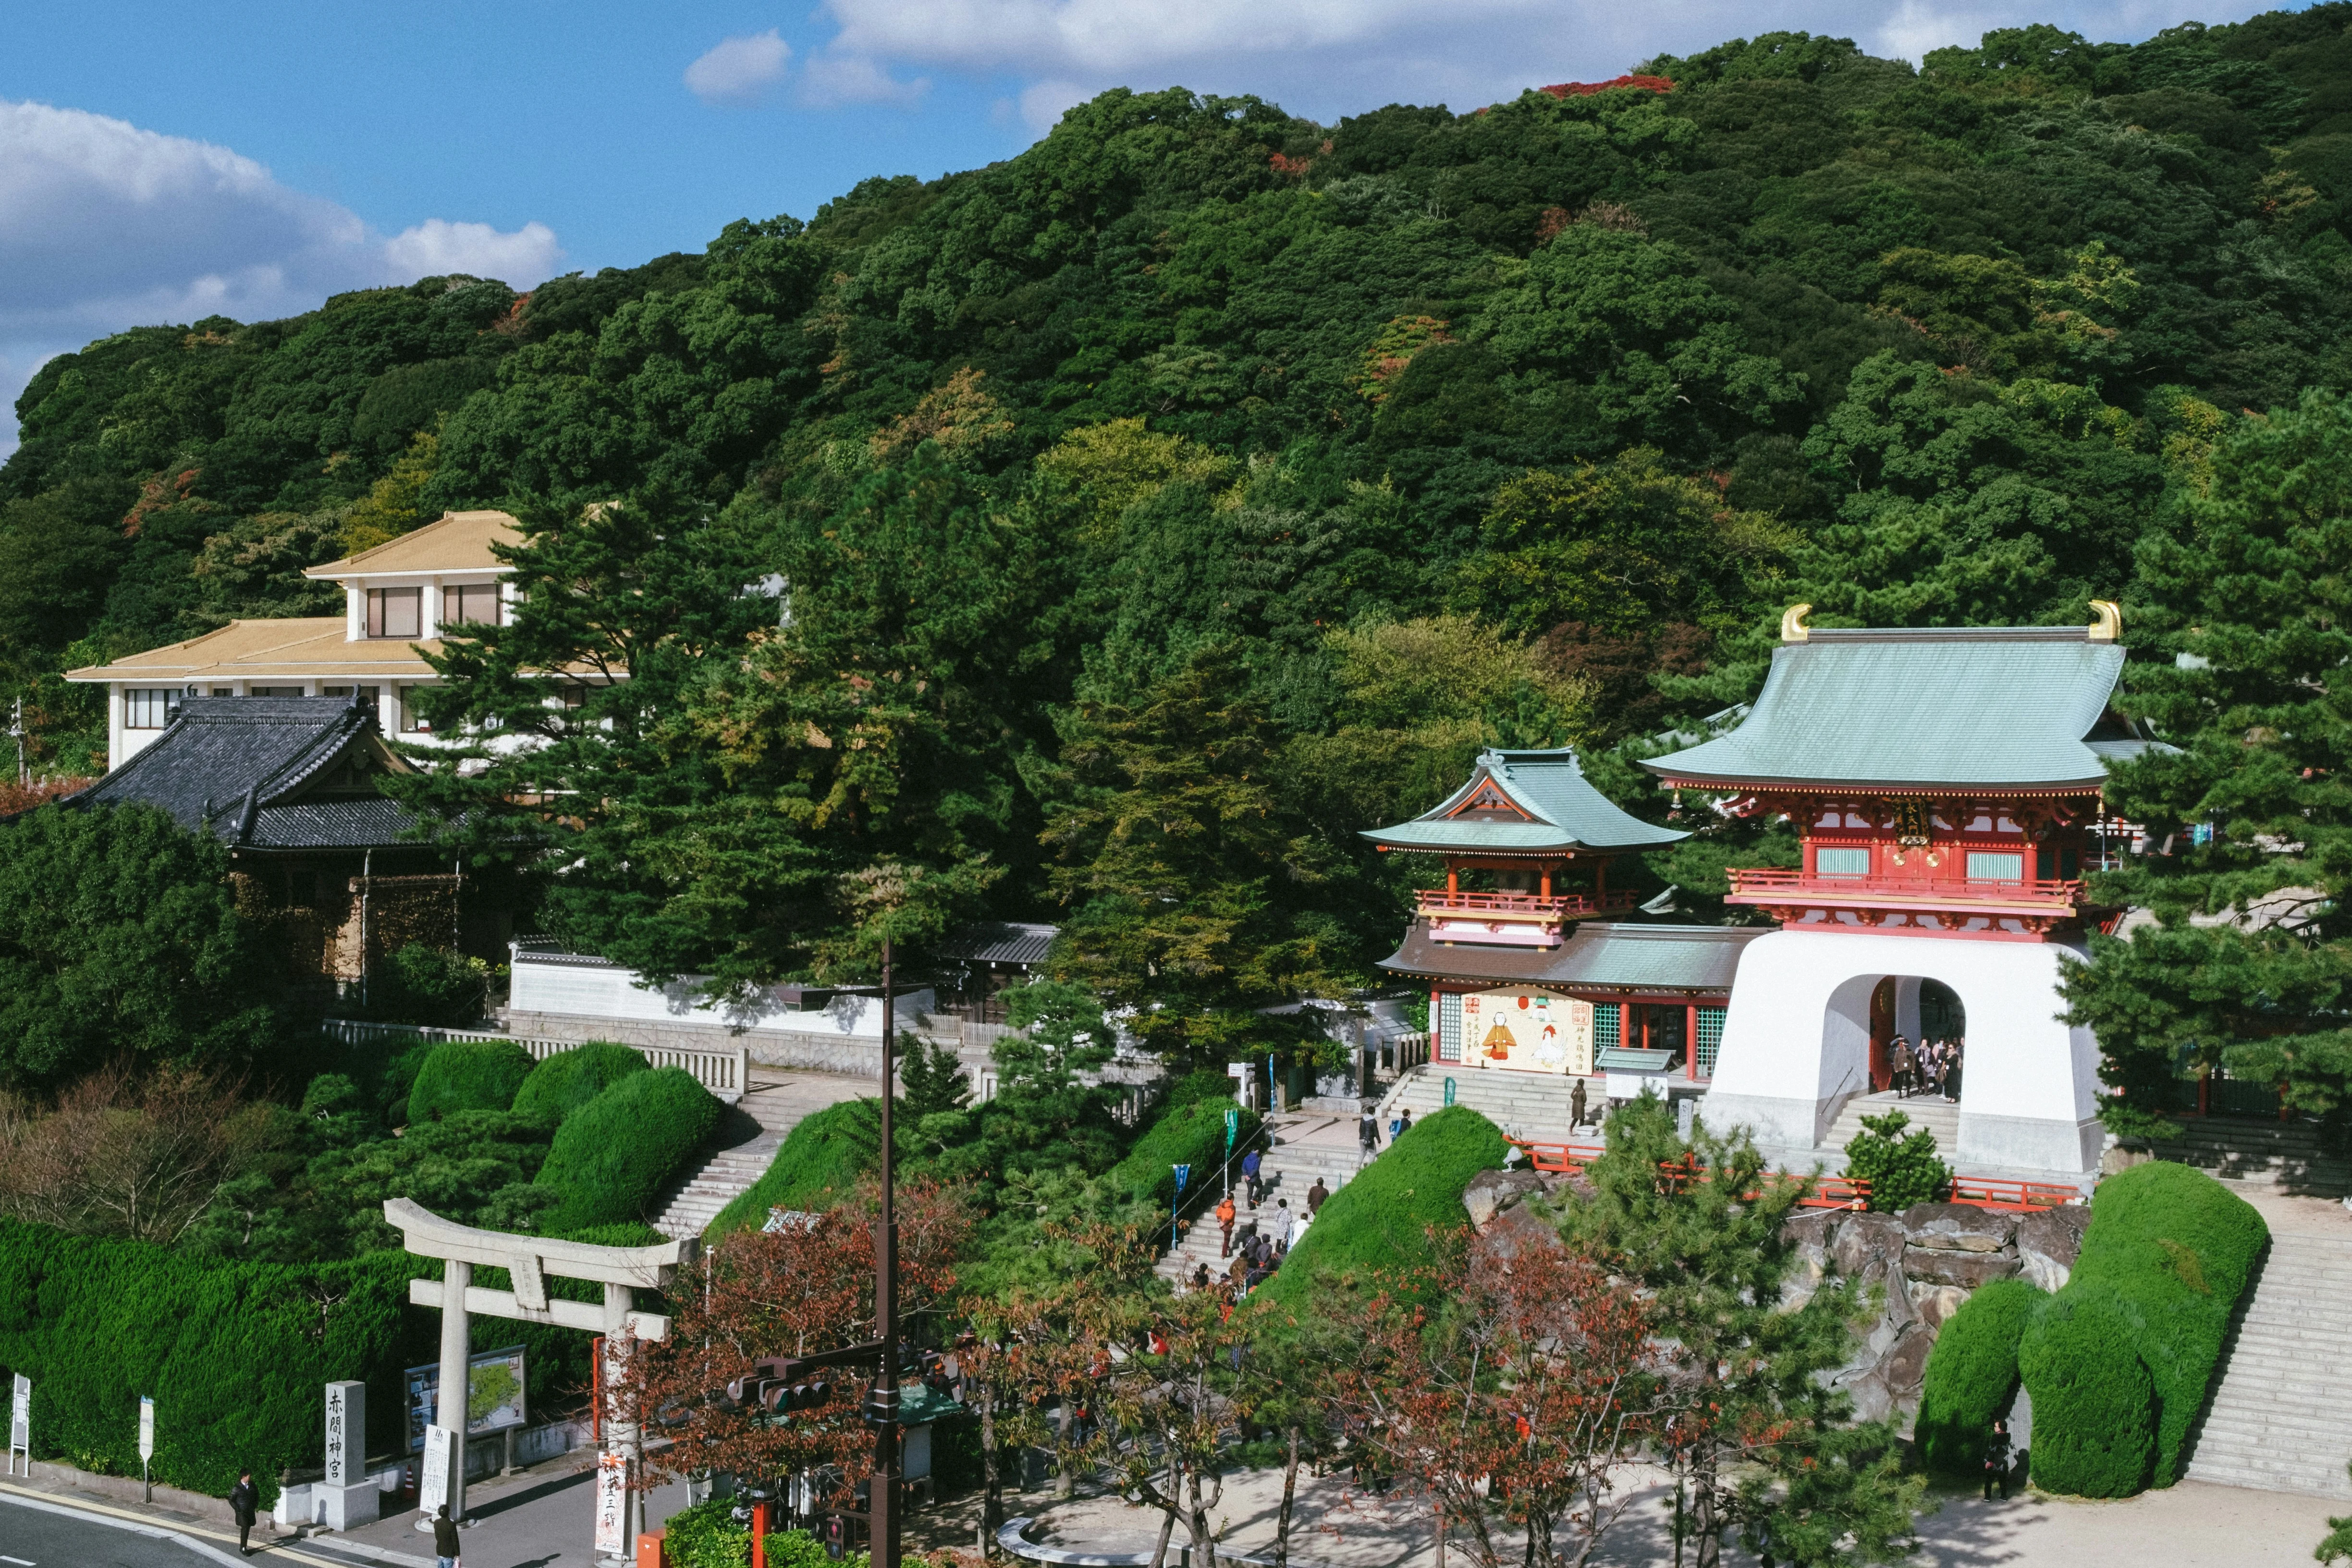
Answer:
[2185,1224,2352,1499]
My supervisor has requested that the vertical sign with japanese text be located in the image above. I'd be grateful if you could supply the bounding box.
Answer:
[419,1424,452,1516]
[325,1381,366,1488]
[592,1451,628,1554]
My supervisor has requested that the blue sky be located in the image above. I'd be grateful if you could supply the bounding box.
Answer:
[0,0,2291,455]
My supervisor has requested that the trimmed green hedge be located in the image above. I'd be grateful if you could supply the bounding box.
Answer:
[708,1098,879,1237]
[2064,1161,2266,1486]
[2017,1163,2266,1495]
[406,1038,535,1125]
[2018,1286,2155,1496]
[1107,1086,1260,1209]
[0,1219,423,1501]
[512,1041,648,1130]
[535,1066,722,1233]
[1915,1278,2044,1475]
[1253,1104,1507,1313]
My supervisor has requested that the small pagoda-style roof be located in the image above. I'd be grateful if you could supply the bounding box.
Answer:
[1643,625,2164,795]
[1362,748,1686,858]
[1379,921,1764,996]
[57,695,429,852]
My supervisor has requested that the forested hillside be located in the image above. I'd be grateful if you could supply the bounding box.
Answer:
[7,12,2352,1022]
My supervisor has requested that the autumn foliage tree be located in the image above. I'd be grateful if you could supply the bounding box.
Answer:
[1328,1228,1662,1568]
[626,1179,969,1497]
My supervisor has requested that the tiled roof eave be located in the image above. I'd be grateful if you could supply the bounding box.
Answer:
[1362,832,1589,856]
[1641,769,2112,797]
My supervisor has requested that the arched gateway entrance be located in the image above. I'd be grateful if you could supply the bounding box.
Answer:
[1699,930,2103,1174]
[1866,978,1965,1091]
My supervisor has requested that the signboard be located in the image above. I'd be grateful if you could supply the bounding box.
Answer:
[325,1381,366,1488]
[405,1345,527,1453]
[1443,1076,1457,1107]
[10,1374,29,1478]
[1456,988,1592,1075]
[138,1396,154,1462]
[419,1424,452,1516]
[592,1451,629,1555]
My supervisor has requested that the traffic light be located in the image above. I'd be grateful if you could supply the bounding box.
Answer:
[825,1513,847,1560]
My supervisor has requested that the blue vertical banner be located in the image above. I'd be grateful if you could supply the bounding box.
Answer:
[1170,1163,1192,1252]
[1444,1076,1457,1107]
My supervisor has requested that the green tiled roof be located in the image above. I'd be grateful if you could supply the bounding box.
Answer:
[1380,921,1764,992]
[1362,748,1686,856]
[1643,628,2153,791]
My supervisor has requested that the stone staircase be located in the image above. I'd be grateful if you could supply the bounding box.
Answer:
[2185,1221,2352,1499]
[1155,1114,1370,1286]
[1822,1090,1960,1158]
[650,1071,873,1239]
[1377,1063,1598,1143]
[2154,1120,2352,1198]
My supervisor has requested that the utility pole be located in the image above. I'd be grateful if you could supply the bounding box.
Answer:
[9,697,24,789]
[866,934,901,1568]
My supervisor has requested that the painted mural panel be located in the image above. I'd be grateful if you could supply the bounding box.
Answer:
[1458,987,1592,1075]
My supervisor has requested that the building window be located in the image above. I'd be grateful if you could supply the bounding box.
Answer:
[398,686,433,733]
[1815,846,1871,877]
[443,582,500,627]
[1967,851,2025,882]
[123,688,181,729]
[2037,847,2083,880]
[365,586,422,638]
[250,686,305,697]
[1437,992,1463,1063]
[1695,1006,1726,1078]
[1593,1002,1622,1052]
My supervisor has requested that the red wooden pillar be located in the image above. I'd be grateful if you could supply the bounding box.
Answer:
[1447,866,1459,894]
[1687,1004,1699,1080]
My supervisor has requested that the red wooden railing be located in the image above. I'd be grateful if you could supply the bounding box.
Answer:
[1417,889,1641,919]
[1506,1139,2075,1214]
[1726,867,2086,906]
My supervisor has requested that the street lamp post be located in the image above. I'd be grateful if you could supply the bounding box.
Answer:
[866,935,902,1568]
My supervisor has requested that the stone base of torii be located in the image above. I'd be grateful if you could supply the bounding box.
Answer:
[384,1198,696,1558]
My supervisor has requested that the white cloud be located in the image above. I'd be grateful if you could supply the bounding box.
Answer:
[1018,79,1090,132]
[806,0,2279,119]
[384,218,564,282]
[797,52,931,107]
[685,29,794,105]
[0,98,564,458]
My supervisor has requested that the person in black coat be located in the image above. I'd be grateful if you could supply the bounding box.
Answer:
[227,1470,260,1556]
[433,1502,463,1567]
[1983,1418,2013,1499]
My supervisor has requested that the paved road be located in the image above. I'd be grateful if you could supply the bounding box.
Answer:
[0,1492,232,1568]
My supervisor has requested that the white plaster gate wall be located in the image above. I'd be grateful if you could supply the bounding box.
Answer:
[1699,930,2102,1173]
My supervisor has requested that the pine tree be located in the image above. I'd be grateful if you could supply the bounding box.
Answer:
[1561,1095,1923,1568]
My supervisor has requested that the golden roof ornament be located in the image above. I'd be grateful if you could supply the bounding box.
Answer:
[1780,602,1812,643]
[2087,600,2121,642]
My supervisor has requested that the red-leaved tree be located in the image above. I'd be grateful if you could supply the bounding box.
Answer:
[1330,1228,1664,1568]
[624,1178,970,1498]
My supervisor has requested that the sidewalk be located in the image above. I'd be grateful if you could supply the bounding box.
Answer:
[318,1447,692,1568]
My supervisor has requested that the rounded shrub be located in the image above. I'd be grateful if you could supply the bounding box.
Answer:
[405,1038,534,1125]
[2018,1285,2155,1496]
[1915,1277,2044,1474]
[512,1041,649,1130]
[535,1066,722,1232]
[1108,1087,1261,1209]
[2066,1160,2266,1485]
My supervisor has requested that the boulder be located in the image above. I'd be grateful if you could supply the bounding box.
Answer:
[1463,1168,1547,1229]
[1909,1281,1973,1332]
[1831,1212,1909,1279]
[1882,1321,1935,1404]
[1903,1244,2020,1289]
[1902,1202,2017,1253]
[2016,1204,2092,1293]
[1478,1204,1564,1261]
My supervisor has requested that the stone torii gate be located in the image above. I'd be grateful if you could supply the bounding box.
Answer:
[385,1198,697,1543]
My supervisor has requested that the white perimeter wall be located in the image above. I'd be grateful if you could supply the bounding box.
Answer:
[509,954,933,1039]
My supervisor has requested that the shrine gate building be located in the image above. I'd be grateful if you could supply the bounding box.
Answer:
[1641,605,2157,1174]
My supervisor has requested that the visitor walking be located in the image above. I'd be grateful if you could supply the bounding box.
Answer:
[1945,1038,1964,1102]
[1569,1075,1588,1129]
[1918,1038,1943,1099]
[1274,1197,1296,1249]
[1215,1193,1237,1257]
[1190,1261,1211,1294]
[1393,1107,1412,1143]
[1358,1104,1379,1165]
[1982,1418,2012,1499]
[1306,1176,1329,1216]
[1889,1035,1914,1097]
[229,1470,260,1556]
[433,1503,462,1568]
[1241,1146,1263,1208]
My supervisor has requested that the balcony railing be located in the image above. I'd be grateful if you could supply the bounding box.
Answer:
[1414,888,1641,920]
[1727,867,2086,911]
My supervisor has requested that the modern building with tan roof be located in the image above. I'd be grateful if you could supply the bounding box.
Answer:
[69,510,526,770]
